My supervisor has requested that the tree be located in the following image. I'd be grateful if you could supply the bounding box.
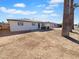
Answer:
[69,0,74,32]
[62,0,71,37]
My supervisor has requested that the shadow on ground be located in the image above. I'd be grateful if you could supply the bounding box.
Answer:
[0,29,52,37]
[71,31,79,35]
[64,36,79,44]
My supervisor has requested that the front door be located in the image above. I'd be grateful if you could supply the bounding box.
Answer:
[38,23,40,29]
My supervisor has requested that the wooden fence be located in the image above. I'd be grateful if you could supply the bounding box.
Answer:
[0,24,10,32]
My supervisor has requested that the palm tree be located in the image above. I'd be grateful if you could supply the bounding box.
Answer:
[69,0,74,32]
[62,0,70,37]
[62,0,79,36]
[74,3,79,8]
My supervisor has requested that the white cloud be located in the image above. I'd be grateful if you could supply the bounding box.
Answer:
[44,0,61,11]
[50,13,59,16]
[43,10,54,14]
[0,7,37,15]
[36,4,45,7]
[50,0,64,4]
[14,3,26,8]
[45,4,58,10]
[42,0,62,15]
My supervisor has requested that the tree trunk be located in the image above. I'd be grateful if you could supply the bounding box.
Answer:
[69,0,74,32]
[62,0,71,37]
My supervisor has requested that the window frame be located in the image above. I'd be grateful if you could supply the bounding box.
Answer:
[18,21,24,26]
[32,22,36,26]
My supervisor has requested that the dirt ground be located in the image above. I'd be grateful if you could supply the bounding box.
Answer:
[0,28,79,59]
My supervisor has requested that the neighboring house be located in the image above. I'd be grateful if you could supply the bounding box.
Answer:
[7,19,57,32]
[51,23,59,28]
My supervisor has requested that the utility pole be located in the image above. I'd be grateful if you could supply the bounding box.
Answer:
[62,0,71,37]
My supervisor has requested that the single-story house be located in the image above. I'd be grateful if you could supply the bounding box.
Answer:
[7,19,57,32]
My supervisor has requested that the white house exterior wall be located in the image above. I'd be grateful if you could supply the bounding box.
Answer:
[8,21,38,32]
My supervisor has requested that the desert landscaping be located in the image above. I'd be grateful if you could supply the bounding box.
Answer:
[0,0,79,59]
[0,28,79,59]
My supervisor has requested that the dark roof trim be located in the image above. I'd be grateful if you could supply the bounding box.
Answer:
[7,19,52,23]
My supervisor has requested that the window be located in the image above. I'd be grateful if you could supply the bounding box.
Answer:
[32,23,35,26]
[41,23,44,27]
[18,22,23,26]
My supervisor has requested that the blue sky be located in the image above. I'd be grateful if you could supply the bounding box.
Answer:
[0,0,79,24]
